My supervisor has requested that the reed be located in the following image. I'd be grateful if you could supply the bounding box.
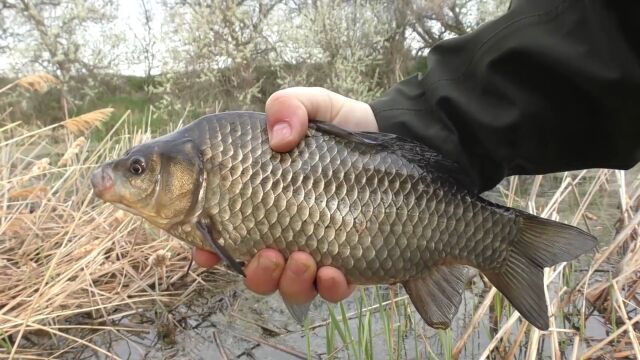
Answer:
[0,73,59,94]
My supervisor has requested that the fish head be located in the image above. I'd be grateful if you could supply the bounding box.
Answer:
[91,136,205,229]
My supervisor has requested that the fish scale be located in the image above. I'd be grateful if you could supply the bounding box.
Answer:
[92,111,597,330]
[195,113,513,283]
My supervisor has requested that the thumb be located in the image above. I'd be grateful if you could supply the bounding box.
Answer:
[265,89,312,153]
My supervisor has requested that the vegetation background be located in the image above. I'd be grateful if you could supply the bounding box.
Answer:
[0,0,508,129]
[0,1,639,359]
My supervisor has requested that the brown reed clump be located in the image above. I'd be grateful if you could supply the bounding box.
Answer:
[15,73,60,93]
[62,108,114,135]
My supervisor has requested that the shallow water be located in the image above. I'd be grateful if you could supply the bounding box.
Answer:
[87,277,609,359]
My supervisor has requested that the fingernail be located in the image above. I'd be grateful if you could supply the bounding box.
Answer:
[257,253,282,280]
[288,259,310,277]
[272,122,291,140]
[324,274,336,289]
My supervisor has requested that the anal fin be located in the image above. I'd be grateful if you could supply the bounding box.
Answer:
[402,265,467,329]
[282,297,311,325]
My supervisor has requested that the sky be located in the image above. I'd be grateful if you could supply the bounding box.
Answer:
[0,0,166,76]
[114,0,165,76]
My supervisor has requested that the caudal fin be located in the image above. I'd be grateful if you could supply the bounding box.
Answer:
[484,211,597,330]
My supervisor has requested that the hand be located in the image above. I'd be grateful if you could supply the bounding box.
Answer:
[194,87,377,304]
[265,86,378,152]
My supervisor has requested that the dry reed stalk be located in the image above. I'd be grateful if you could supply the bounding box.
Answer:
[570,334,580,360]
[8,194,94,358]
[478,312,520,360]
[0,124,59,147]
[0,297,176,331]
[549,304,561,360]
[525,328,542,360]
[452,287,497,359]
[504,322,529,360]
[0,120,21,134]
[611,281,640,358]
[57,136,87,167]
[213,330,230,360]
[570,170,610,226]
[12,158,50,187]
[7,186,48,200]
[62,108,113,135]
[582,313,640,358]
[541,172,587,216]
[579,211,640,290]
[0,314,121,359]
[576,175,639,357]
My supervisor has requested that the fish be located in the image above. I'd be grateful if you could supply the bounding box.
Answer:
[91,111,597,330]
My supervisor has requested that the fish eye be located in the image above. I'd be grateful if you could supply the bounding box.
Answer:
[129,157,146,175]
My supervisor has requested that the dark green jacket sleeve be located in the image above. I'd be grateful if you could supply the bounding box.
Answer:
[370,0,640,193]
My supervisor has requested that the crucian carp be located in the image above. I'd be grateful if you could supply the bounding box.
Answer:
[91,111,597,330]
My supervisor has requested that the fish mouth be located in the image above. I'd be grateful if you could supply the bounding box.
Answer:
[91,166,115,200]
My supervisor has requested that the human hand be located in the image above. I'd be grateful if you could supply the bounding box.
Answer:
[265,86,378,151]
[194,87,377,304]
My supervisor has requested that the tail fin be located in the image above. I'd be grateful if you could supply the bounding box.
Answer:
[484,211,597,330]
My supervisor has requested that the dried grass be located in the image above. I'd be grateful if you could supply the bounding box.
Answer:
[57,136,86,167]
[62,108,113,135]
[0,106,236,358]
[0,73,60,94]
[16,74,60,93]
[0,108,111,147]
[8,186,49,200]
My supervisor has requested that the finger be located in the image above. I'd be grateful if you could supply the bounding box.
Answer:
[244,249,285,295]
[265,88,377,153]
[316,266,356,303]
[265,89,311,152]
[267,87,341,123]
[278,251,318,304]
[193,248,221,268]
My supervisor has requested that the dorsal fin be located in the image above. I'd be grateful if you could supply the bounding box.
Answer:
[309,120,475,191]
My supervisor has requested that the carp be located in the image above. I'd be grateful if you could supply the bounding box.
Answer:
[91,111,596,330]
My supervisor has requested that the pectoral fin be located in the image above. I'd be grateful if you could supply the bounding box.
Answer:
[195,221,246,277]
[402,265,467,329]
[282,297,311,325]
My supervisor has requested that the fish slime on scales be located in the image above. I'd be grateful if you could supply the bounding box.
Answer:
[91,111,597,330]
